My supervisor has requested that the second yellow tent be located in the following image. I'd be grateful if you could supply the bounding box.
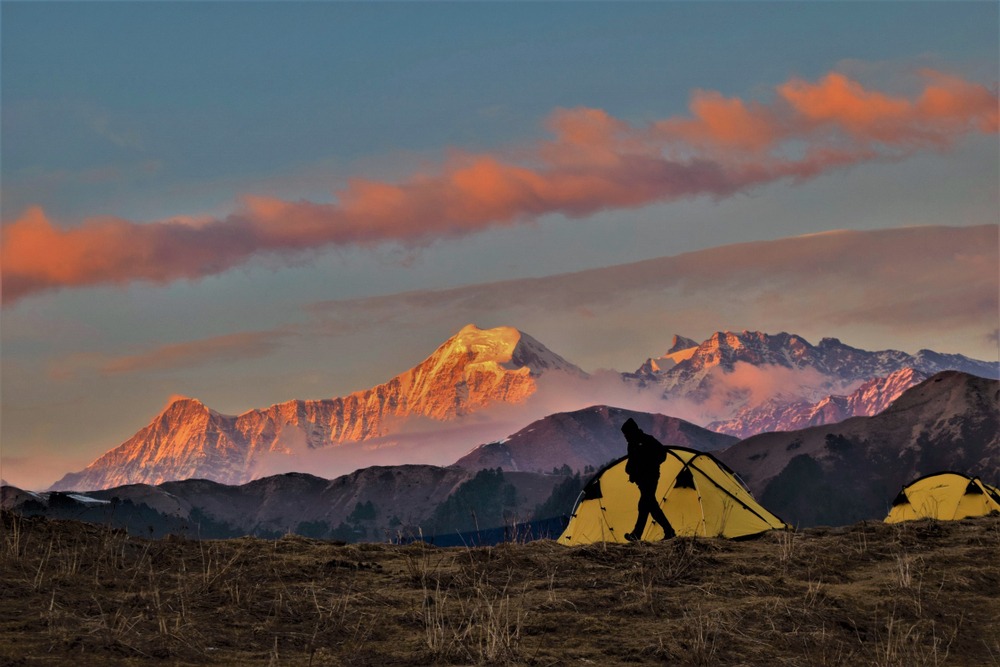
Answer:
[885,472,1000,523]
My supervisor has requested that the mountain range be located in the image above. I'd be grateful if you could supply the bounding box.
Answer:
[51,324,582,491]
[49,324,996,492]
[7,370,998,536]
[631,330,994,405]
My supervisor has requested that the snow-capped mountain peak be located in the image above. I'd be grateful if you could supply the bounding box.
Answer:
[629,330,997,421]
[434,324,582,375]
[635,335,700,375]
[708,367,932,438]
[50,324,583,491]
[666,335,699,355]
[637,330,997,384]
[157,396,216,420]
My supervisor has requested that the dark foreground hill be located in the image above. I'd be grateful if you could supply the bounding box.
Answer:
[455,405,737,473]
[3,466,567,542]
[2,510,997,666]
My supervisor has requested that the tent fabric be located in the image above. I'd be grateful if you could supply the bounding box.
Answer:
[884,472,1000,524]
[558,447,788,545]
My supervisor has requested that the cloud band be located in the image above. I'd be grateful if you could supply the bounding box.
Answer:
[3,68,996,304]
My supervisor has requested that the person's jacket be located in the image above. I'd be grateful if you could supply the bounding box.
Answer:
[625,431,667,483]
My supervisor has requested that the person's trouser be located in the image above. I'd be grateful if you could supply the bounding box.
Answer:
[632,478,675,538]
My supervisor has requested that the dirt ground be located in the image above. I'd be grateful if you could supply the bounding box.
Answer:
[1,510,998,666]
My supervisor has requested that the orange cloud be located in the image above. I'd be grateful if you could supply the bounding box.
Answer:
[3,66,996,304]
[778,70,998,146]
[780,73,911,135]
[542,107,636,166]
[2,206,259,300]
[656,91,779,152]
[916,69,999,133]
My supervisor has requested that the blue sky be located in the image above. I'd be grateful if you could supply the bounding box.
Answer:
[2,2,997,489]
[5,2,996,223]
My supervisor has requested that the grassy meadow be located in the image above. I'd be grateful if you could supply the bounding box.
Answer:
[1,510,998,666]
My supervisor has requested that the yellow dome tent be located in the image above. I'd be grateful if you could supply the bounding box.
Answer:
[558,446,788,545]
[885,472,1000,524]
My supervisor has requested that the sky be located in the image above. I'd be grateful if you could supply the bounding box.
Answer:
[2,2,998,490]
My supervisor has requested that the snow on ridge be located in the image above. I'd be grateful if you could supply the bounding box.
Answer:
[67,493,111,505]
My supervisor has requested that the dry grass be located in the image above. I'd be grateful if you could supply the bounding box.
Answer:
[1,510,998,666]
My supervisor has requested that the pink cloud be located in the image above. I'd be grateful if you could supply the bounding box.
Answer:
[303,225,999,371]
[100,330,291,375]
[3,67,996,304]
[48,330,291,380]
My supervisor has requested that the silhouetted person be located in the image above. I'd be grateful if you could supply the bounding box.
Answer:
[621,418,675,541]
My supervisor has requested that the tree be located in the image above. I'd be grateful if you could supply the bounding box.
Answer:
[296,520,330,539]
[533,473,584,520]
[427,468,519,534]
[348,501,377,522]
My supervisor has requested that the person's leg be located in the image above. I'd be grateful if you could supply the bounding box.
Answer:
[628,500,650,540]
[626,479,656,540]
[649,500,675,539]
[639,479,675,539]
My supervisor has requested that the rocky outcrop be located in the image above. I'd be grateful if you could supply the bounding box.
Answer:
[709,368,931,438]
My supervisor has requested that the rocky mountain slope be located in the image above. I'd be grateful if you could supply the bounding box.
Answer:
[51,325,583,491]
[717,371,1000,527]
[631,330,995,400]
[708,368,931,438]
[633,335,700,375]
[623,331,1000,422]
[454,405,737,473]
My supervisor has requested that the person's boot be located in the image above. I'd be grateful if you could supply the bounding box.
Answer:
[624,532,640,542]
[652,519,676,540]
